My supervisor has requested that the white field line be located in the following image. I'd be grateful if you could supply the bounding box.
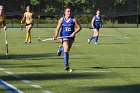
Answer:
[31,84,42,88]
[21,80,31,83]
[100,34,129,39]
[0,67,5,70]
[72,54,101,57]
[1,68,53,93]
[75,70,111,73]
[4,71,22,79]
[100,34,116,37]
[8,71,48,74]
[4,71,14,75]
[82,70,111,73]
[43,90,53,93]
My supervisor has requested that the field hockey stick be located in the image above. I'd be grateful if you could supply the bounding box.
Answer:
[38,36,71,42]
[20,23,23,31]
[0,26,2,33]
[4,28,8,56]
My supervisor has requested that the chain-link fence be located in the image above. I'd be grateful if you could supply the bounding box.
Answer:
[2,0,140,28]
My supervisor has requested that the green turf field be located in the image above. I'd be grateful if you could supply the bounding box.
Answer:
[0,28,140,93]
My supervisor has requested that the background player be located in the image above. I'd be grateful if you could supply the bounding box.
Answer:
[54,5,81,71]
[88,10,103,44]
[21,6,33,43]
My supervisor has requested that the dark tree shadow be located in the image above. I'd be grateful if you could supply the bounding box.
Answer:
[0,53,55,60]
[83,84,140,93]
[0,72,119,81]
[0,53,87,60]
[91,66,140,69]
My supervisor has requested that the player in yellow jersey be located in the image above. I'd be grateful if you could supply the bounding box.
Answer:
[21,6,33,43]
[0,5,7,32]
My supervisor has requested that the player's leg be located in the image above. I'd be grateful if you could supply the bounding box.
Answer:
[27,26,32,43]
[25,25,32,43]
[57,37,72,56]
[25,26,29,43]
[63,40,73,70]
[57,45,64,56]
[93,28,99,44]
[57,39,63,56]
[88,29,95,44]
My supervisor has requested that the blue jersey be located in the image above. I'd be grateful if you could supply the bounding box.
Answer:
[93,15,102,29]
[60,17,75,37]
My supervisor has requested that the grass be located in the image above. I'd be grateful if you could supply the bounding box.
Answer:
[0,28,140,93]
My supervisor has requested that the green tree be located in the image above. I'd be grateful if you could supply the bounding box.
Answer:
[30,0,40,5]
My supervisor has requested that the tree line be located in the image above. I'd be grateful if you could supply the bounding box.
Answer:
[0,0,139,14]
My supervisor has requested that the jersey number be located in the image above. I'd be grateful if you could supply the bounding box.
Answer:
[65,27,71,32]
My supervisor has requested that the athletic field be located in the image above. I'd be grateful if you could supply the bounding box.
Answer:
[0,28,140,93]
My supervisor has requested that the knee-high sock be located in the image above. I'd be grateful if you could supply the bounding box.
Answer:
[64,52,69,66]
[94,36,98,43]
[26,32,29,41]
[59,46,64,52]
[28,33,31,41]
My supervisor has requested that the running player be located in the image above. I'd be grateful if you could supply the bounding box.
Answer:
[21,6,33,43]
[0,5,7,31]
[54,5,81,71]
[88,10,103,44]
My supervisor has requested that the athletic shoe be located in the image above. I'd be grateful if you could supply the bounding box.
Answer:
[94,42,98,45]
[65,66,70,70]
[88,38,91,44]
[57,45,62,56]
[65,66,72,72]
[69,69,72,73]
[24,41,27,43]
[28,41,31,43]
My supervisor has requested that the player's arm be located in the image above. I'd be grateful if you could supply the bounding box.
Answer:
[21,13,26,23]
[54,17,63,39]
[70,18,81,37]
[30,13,34,23]
[91,16,95,28]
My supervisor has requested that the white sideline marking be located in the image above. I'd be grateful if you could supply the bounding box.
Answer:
[21,80,31,83]
[0,79,24,93]
[100,34,116,37]
[73,54,101,57]
[43,90,53,93]
[75,70,111,73]
[0,67,5,70]
[4,70,22,79]
[13,72,42,74]
[4,71,14,74]
[1,68,53,93]
[17,45,40,46]
[83,70,111,73]
[124,37,129,38]
[31,84,42,88]
[100,34,129,39]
